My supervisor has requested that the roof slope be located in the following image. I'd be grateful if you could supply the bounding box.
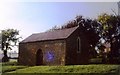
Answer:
[21,26,78,43]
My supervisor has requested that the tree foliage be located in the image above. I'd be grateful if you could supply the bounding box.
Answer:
[97,13,120,63]
[1,29,20,62]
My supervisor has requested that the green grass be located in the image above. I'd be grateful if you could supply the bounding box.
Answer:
[2,66,27,73]
[1,61,28,73]
[8,65,119,73]
[1,61,18,66]
[1,61,120,75]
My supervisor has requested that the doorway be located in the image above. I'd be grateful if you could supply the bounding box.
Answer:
[36,49,43,65]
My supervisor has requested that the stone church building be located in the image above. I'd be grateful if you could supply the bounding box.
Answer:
[18,26,90,66]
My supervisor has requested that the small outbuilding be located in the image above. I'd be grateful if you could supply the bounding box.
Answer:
[18,26,90,66]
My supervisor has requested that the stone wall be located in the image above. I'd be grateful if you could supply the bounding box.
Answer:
[18,39,66,66]
[65,27,90,65]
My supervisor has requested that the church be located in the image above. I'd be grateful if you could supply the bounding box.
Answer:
[18,26,90,66]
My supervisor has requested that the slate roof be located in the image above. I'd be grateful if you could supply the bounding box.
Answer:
[21,26,78,43]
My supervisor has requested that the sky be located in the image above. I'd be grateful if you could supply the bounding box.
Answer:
[0,2,118,42]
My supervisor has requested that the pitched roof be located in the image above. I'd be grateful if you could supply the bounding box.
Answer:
[21,26,78,43]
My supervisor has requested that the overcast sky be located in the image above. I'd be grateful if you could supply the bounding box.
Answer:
[0,2,118,41]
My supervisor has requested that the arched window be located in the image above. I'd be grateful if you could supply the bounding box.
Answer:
[77,37,81,53]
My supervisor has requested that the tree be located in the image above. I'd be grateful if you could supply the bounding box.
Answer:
[1,29,19,62]
[97,13,120,63]
[47,25,61,32]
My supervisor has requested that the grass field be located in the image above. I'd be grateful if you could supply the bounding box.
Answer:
[1,61,120,75]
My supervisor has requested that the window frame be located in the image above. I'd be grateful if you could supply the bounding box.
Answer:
[77,37,81,53]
